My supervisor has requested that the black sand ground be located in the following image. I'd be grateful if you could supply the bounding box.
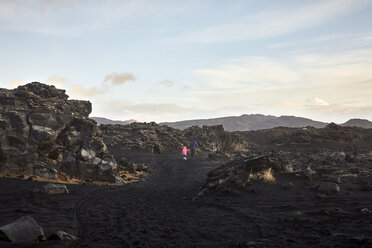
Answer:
[0,152,371,248]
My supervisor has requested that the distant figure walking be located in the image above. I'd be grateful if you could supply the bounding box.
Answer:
[189,139,198,159]
[182,146,190,160]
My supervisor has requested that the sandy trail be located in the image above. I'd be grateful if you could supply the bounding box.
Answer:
[1,153,372,247]
[71,157,261,248]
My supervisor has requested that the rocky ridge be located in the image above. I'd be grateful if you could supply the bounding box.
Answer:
[0,82,120,183]
[99,123,252,159]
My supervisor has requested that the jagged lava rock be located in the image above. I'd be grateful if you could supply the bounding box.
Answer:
[0,215,45,243]
[49,231,77,241]
[100,123,252,157]
[100,122,188,155]
[0,82,117,182]
[183,125,251,154]
[199,153,291,195]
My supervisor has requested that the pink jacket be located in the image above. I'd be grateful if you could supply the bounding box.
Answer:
[182,146,190,156]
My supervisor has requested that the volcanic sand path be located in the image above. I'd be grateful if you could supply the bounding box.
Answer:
[2,153,371,247]
[70,156,262,248]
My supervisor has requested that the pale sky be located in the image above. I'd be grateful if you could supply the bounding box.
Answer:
[1,0,372,123]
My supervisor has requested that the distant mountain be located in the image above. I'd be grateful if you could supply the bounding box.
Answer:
[160,114,328,131]
[92,115,372,131]
[341,119,372,129]
[91,117,137,126]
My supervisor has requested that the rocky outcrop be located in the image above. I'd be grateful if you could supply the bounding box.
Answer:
[243,123,372,147]
[100,123,252,157]
[0,82,118,182]
[100,122,188,155]
[197,153,291,196]
[183,125,250,154]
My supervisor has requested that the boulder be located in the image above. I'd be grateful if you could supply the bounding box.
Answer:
[316,182,340,195]
[0,216,45,243]
[49,231,77,241]
[327,175,342,184]
[33,163,57,179]
[361,208,370,215]
[242,154,292,173]
[200,153,289,195]
[33,183,69,194]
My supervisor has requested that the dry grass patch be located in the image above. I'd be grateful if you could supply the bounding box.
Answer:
[248,168,276,183]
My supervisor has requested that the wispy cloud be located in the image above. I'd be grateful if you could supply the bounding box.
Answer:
[303,101,372,121]
[69,84,101,98]
[190,46,372,122]
[45,74,68,88]
[195,48,372,90]
[8,80,26,89]
[195,56,299,89]
[305,97,329,106]
[45,72,135,99]
[104,72,135,86]
[92,99,196,122]
[167,0,371,43]
[158,79,174,88]
[0,0,199,37]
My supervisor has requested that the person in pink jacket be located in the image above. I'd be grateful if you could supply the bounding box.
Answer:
[182,146,191,160]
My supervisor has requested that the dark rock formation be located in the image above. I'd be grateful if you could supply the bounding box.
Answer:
[100,122,188,155]
[198,153,291,196]
[33,183,69,194]
[316,182,340,195]
[0,215,45,243]
[0,82,118,182]
[242,124,372,147]
[49,231,77,241]
[100,123,252,158]
[183,125,250,154]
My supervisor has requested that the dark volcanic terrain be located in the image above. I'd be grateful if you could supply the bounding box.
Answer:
[1,143,372,247]
[1,83,372,247]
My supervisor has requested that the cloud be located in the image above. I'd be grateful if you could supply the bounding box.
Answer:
[189,46,372,122]
[0,1,198,37]
[267,42,296,49]
[45,74,68,88]
[125,103,191,114]
[195,56,299,89]
[40,0,74,12]
[8,80,26,89]
[357,78,372,85]
[69,84,101,98]
[304,101,372,117]
[104,72,135,86]
[305,97,329,106]
[166,0,371,43]
[194,47,372,92]
[91,98,196,122]
[159,79,174,88]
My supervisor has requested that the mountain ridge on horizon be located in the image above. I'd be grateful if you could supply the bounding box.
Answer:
[91,117,137,126]
[161,114,328,131]
[92,114,372,131]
